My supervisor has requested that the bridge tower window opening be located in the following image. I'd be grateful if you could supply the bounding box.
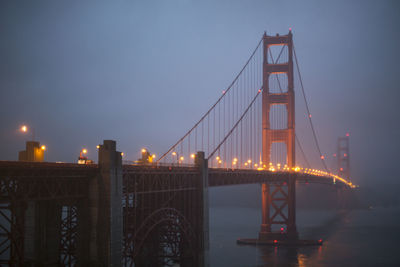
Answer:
[270,142,288,167]
[268,44,289,65]
[268,73,288,93]
[269,104,288,130]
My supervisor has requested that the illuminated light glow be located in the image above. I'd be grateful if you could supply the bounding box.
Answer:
[82,149,87,154]
[191,153,195,159]
[21,125,27,132]
[346,133,350,137]
[273,240,278,244]
[289,27,292,31]
[248,159,252,163]
[222,90,226,94]
[141,148,147,153]
[96,145,100,149]
[121,152,124,156]
[254,163,258,167]
[218,160,222,164]
[320,155,325,160]
[258,89,261,93]
[172,151,177,156]
[216,156,220,161]
[180,156,184,161]
[41,145,46,151]
[152,154,156,158]
[309,114,312,118]
[344,153,347,157]
[244,162,248,166]
[233,157,238,162]
[318,239,323,243]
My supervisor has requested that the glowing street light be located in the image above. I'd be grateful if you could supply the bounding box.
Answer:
[20,124,35,140]
[41,145,46,151]
[171,152,179,165]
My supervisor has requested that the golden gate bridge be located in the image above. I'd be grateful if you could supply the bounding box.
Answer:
[0,31,355,266]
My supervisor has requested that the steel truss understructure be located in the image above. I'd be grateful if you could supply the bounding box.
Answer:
[122,165,202,267]
[0,161,94,266]
[0,161,349,266]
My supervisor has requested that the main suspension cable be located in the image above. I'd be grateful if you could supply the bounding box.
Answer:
[157,37,263,162]
[293,44,329,172]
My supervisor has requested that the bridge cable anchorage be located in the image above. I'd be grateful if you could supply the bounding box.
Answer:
[293,44,329,172]
[208,88,262,160]
[157,37,263,163]
[268,46,311,169]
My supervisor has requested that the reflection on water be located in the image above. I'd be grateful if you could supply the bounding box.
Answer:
[210,206,400,267]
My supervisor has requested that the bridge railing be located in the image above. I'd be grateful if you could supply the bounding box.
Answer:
[122,160,196,168]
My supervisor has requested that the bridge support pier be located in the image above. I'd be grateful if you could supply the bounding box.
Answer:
[196,151,210,267]
[258,175,298,241]
[80,140,123,266]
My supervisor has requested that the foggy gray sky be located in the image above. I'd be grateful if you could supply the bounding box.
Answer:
[1,0,399,187]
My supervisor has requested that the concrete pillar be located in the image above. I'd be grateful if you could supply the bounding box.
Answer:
[80,140,123,266]
[195,151,209,267]
[82,140,122,266]
[18,141,44,162]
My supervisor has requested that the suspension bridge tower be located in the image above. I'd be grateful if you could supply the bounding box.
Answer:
[259,30,298,241]
[337,134,350,181]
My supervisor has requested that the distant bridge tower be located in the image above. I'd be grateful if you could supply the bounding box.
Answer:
[259,30,298,240]
[337,134,350,181]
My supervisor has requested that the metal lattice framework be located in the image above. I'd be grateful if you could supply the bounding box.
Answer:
[122,165,202,267]
[60,205,78,266]
[0,161,94,266]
